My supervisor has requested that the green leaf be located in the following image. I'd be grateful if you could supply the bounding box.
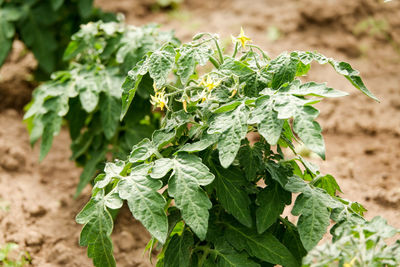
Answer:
[76,194,116,267]
[225,221,298,267]
[75,149,107,197]
[164,230,194,267]
[78,0,94,18]
[213,240,260,267]
[269,53,299,89]
[282,220,307,263]
[118,164,168,243]
[99,93,121,140]
[19,11,57,73]
[208,105,248,168]
[265,161,291,188]
[293,106,325,160]
[287,80,348,98]
[152,129,176,149]
[63,40,85,61]
[0,18,14,66]
[295,61,310,77]
[50,0,64,10]
[272,94,308,119]
[220,58,254,78]
[70,131,93,160]
[177,43,213,84]
[213,165,252,227]
[26,115,44,146]
[96,161,125,189]
[39,112,62,161]
[296,51,378,101]
[153,153,214,240]
[214,101,242,114]
[78,78,101,113]
[148,45,176,88]
[313,174,342,196]
[121,61,147,120]
[256,182,291,234]
[129,138,158,163]
[296,51,328,65]
[249,95,283,146]
[285,176,331,251]
[238,141,264,182]
[150,158,174,179]
[329,60,379,101]
[179,133,218,153]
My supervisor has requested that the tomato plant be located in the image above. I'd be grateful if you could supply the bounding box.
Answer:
[305,216,400,266]
[76,29,389,267]
[0,0,115,77]
[24,20,179,196]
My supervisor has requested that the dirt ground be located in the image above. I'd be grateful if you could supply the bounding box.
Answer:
[0,0,399,266]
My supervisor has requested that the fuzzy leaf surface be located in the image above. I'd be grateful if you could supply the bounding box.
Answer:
[208,105,248,168]
[76,194,115,267]
[152,153,215,240]
[213,165,252,227]
[118,165,168,243]
[256,182,291,234]
[164,230,194,267]
[225,221,298,267]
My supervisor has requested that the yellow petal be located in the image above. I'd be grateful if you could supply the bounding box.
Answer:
[198,76,205,86]
[183,100,187,112]
[240,27,245,36]
[236,27,252,48]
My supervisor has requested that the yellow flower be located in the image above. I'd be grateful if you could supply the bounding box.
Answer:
[233,27,252,48]
[343,257,357,267]
[229,89,237,98]
[199,75,221,91]
[198,90,208,103]
[183,100,187,112]
[150,89,168,111]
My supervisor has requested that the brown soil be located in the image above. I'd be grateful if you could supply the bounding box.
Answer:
[0,0,399,266]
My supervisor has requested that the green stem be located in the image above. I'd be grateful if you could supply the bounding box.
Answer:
[212,38,224,64]
[232,42,239,58]
[247,44,271,60]
[250,48,261,69]
[192,37,214,47]
[165,91,181,98]
[165,84,181,92]
[154,150,163,159]
[197,245,211,267]
[209,56,220,69]
[188,79,199,85]
[278,216,292,228]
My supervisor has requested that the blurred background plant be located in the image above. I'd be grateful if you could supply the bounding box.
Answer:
[353,17,400,57]
[0,198,9,212]
[155,0,183,9]
[303,216,400,266]
[0,243,31,267]
[24,19,179,196]
[0,0,115,79]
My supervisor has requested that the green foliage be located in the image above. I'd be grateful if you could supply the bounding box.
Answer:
[155,0,183,8]
[304,216,400,266]
[0,243,31,267]
[353,16,400,57]
[24,20,179,196]
[0,198,10,212]
[0,0,115,76]
[77,30,383,267]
